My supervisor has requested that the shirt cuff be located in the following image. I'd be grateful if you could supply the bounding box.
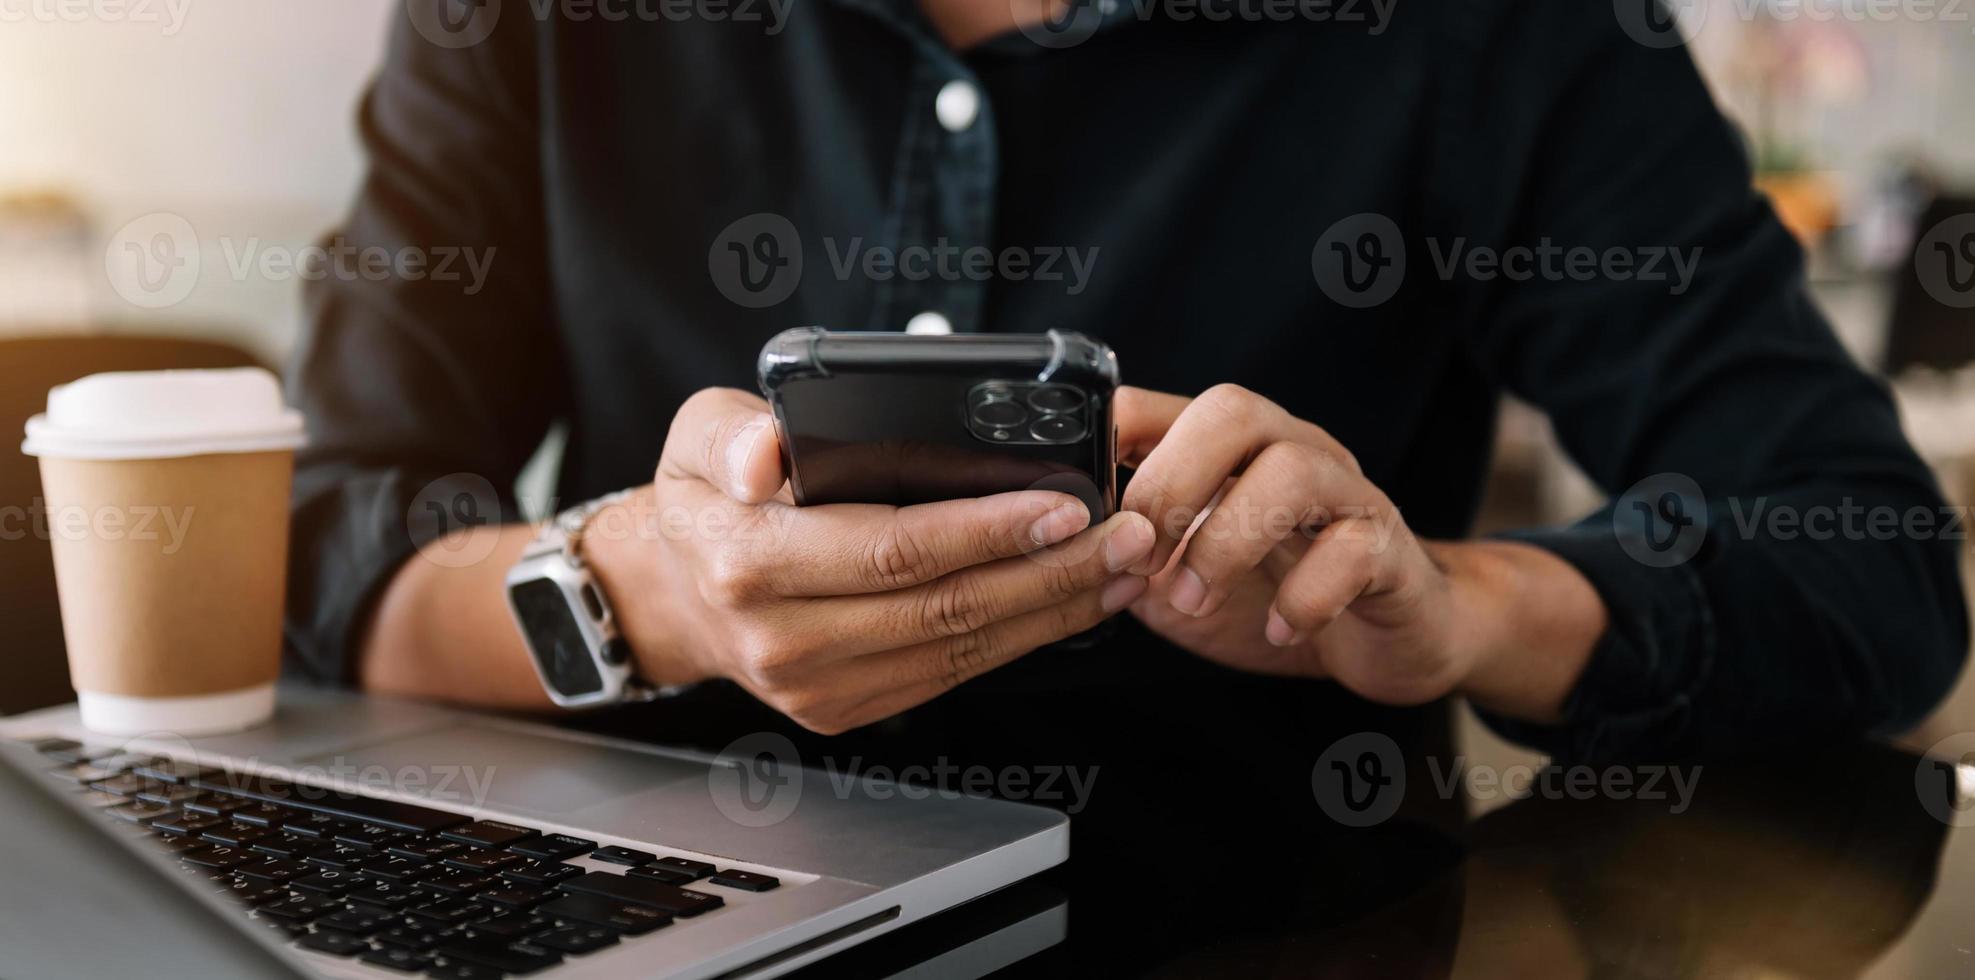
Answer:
[1477,516,1718,764]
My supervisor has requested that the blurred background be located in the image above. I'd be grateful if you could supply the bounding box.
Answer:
[3,1,1975,758]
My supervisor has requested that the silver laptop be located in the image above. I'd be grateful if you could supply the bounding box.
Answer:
[0,685,1068,979]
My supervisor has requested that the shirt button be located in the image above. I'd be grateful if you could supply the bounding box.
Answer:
[905,311,953,335]
[935,80,980,133]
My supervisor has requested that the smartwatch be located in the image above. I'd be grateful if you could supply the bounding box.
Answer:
[506,490,664,708]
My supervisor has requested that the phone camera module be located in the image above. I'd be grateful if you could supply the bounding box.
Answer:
[1030,414,1087,444]
[1026,385,1086,414]
[971,399,1028,429]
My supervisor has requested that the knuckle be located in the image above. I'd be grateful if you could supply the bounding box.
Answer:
[731,628,806,690]
[1199,383,1265,426]
[701,552,770,607]
[1041,557,1086,602]
[915,575,999,639]
[933,629,1000,690]
[865,518,934,590]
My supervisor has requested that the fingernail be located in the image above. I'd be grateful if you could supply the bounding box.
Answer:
[1104,519,1155,572]
[1101,575,1149,613]
[1169,567,1208,617]
[727,418,767,499]
[1265,609,1300,647]
[1029,503,1090,547]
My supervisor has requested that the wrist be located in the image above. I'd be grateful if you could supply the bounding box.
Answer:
[1435,539,1606,724]
[580,485,717,690]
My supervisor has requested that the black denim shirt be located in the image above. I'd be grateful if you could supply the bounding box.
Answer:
[288,0,1967,769]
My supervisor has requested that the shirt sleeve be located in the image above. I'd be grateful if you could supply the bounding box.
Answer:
[284,8,562,684]
[1433,1,1968,762]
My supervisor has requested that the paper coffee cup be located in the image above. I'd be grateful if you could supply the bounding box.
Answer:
[23,368,305,736]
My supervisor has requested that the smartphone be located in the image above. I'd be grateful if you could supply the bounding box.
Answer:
[757,327,1120,519]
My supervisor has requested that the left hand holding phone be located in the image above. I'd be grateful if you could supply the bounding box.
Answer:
[583,387,1155,734]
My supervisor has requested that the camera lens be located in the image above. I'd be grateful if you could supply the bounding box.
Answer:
[1027,386,1085,414]
[972,399,1028,429]
[1030,414,1087,443]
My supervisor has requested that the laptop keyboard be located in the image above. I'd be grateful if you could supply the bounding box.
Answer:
[26,737,786,977]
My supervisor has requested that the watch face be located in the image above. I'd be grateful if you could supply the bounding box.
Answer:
[510,578,604,698]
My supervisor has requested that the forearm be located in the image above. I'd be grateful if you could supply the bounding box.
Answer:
[357,523,555,711]
[1440,539,1607,725]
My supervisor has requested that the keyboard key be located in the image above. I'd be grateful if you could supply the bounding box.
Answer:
[472,913,551,939]
[189,774,469,834]
[182,845,254,870]
[626,866,696,886]
[48,762,119,784]
[293,869,360,894]
[252,835,334,861]
[316,908,395,936]
[306,843,379,871]
[426,961,506,979]
[296,929,369,957]
[132,759,217,783]
[481,884,554,909]
[436,934,562,975]
[423,869,498,896]
[440,820,538,850]
[31,737,85,760]
[374,924,455,951]
[444,849,524,874]
[153,814,225,837]
[507,834,595,861]
[649,856,716,879]
[91,773,166,798]
[230,803,299,828]
[235,858,308,883]
[534,924,619,955]
[106,801,173,824]
[283,812,354,839]
[359,946,435,973]
[408,898,490,927]
[336,824,409,851]
[183,794,250,817]
[364,855,442,882]
[201,824,268,848]
[535,894,672,936]
[347,880,423,911]
[220,879,288,906]
[256,892,342,923]
[588,845,654,866]
[389,838,465,862]
[136,784,203,806]
[84,752,152,772]
[501,861,582,888]
[710,869,781,892]
[560,871,724,916]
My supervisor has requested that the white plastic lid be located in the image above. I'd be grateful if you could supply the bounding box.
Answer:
[22,368,306,460]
